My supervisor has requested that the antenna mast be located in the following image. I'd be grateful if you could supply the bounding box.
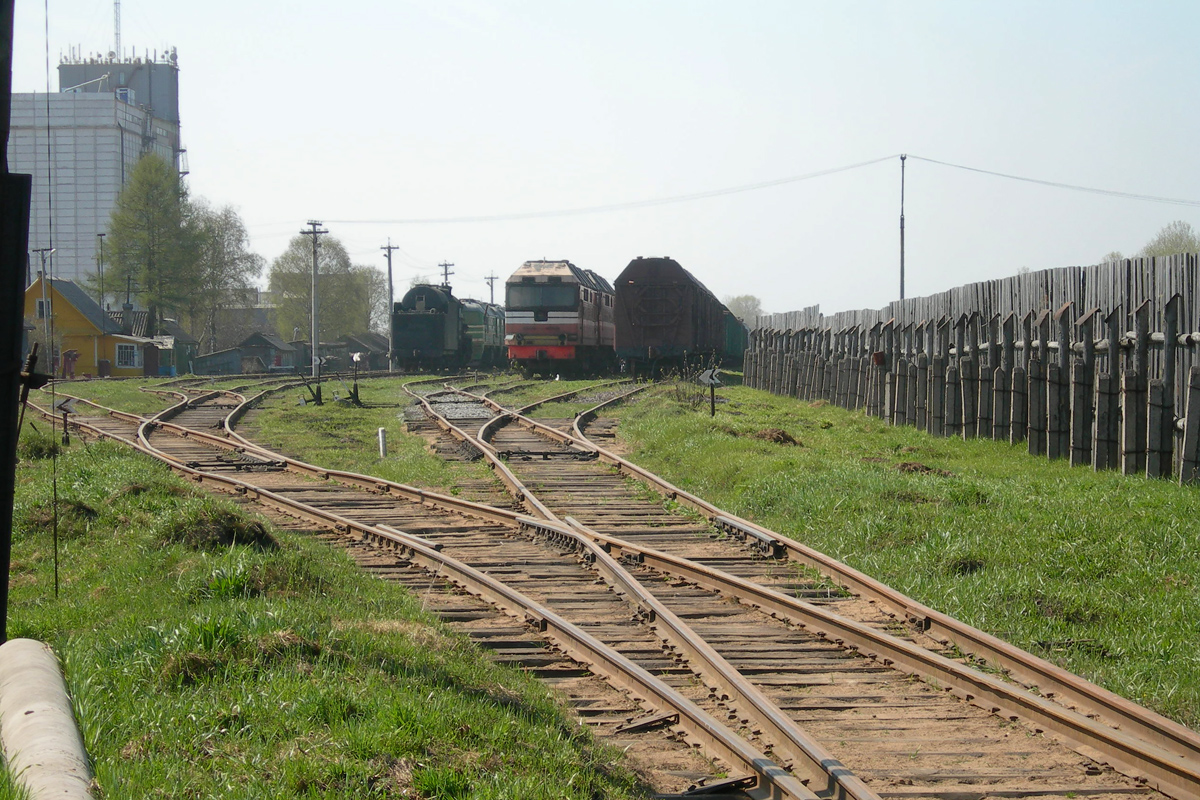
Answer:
[114,0,121,58]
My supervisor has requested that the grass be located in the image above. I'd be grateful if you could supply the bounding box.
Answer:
[9,426,646,798]
[493,379,628,420]
[243,376,499,493]
[610,384,1200,729]
[40,377,186,415]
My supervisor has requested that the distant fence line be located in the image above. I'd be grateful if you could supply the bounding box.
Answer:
[743,253,1200,483]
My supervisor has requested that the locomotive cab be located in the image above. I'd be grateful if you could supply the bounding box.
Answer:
[505,260,615,374]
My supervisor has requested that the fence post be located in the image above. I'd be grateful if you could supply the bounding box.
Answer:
[945,362,962,438]
[1093,307,1123,470]
[1071,307,1097,467]
[1047,302,1073,460]
[915,351,929,432]
[977,314,996,436]
[1122,301,1150,475]
[992,314,1014,441]
[1028,311,1050,456]
[1179,366,1200,484]
[1147,380,1168,478]
[1159,294,1180,477]
[1010,311,1031,445]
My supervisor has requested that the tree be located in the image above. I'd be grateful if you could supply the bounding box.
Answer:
[268,235,379,343]
[106,153,196,334]
[723,294,764,324]
[1139,221,1200,258]
[1100,251,1125,263]
[183,201,265,351]
[356,265,390,334]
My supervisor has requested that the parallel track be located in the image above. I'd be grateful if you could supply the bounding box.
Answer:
[36,377,1200,800]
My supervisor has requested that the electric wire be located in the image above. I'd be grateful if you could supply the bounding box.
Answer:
[907,155,1200,208]
[325,155,900,225]
[43,0,60,599]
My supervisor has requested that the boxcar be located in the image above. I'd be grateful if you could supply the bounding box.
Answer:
[723,310,748,368]
[505,260,615,374]
[614,256,729,372]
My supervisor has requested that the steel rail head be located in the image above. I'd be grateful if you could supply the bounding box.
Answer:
[560,384,1200,772]
[69,420,817,800]
[575,523,1200,800]
[553,516,882,800]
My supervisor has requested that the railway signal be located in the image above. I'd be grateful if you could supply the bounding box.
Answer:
[698,369,721,417]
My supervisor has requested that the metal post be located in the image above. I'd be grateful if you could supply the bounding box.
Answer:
[300,220,327,402]
[899,154,906,300]
[381,239,397,372]
[96,232,106,310]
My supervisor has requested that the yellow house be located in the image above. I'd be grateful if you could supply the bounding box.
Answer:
[24,276,150,378]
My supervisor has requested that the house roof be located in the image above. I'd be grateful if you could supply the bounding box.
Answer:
[106,309,199,344]
[343,331,389,352]
[195,347,241,361]
[41,278,121,334]
[239,332,295,351]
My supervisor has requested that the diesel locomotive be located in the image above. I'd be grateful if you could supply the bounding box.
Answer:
[504,260,616,374]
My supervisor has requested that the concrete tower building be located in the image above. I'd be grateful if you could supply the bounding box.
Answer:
[8,48,185,305]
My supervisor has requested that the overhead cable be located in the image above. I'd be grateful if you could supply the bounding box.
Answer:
[908,155,1200,207]
[325,155,900,225]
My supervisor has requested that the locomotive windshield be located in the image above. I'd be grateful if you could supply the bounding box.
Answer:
[506,284,578,311]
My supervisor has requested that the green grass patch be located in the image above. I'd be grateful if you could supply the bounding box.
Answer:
[612,385,1200,729]
[245,377,497,493]
[10,429,645,798]
[39,379,179,416]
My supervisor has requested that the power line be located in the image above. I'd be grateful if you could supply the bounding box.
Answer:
[907,155,1200,208]
[325,155,900,225]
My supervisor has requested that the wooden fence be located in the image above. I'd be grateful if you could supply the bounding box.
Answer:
[744,254,1200,483]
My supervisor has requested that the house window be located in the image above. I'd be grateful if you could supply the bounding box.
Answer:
[35,299,49,318]
[115,344,142,369]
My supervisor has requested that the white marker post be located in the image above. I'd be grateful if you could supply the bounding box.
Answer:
[378,427,387,458]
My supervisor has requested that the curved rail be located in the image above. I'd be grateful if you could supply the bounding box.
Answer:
[473,380,1200,774]
[41,395,816,800]
[434,382,1200,800]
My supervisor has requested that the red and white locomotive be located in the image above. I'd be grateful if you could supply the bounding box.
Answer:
[504,259,615,374]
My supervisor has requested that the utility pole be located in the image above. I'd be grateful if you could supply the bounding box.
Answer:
[96,232,105,311]
[484,272,498,305]
[33,248,54,345]
[438,261,454,289]
[301,220,327,402]
[381,239,398,373]
[899,154,906,301]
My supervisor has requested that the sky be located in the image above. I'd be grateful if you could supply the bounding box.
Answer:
[12,0,1200,317]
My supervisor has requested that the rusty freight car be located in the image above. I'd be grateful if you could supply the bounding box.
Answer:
[614,256,733,373]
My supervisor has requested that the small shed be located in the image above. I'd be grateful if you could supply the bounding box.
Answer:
[193,347,243,376]
[342,332,390,370]
[239,333,297,372]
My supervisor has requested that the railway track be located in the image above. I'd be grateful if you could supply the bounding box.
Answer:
[405,380,1200,800]
[34,377,1200,800]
